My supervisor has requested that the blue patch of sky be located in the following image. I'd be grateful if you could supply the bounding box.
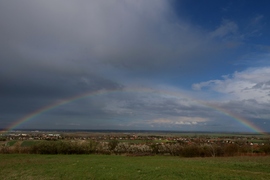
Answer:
[172,0,270,46]
[168,0,270,88]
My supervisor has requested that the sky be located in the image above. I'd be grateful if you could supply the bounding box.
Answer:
[1,0,270,133]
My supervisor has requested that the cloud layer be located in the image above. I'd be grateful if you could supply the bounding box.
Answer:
[1,0,269,132]
[193,67,270,103]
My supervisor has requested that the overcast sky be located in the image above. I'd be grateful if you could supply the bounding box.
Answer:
[1,0,270,133]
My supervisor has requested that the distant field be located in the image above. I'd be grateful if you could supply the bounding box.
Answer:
[1,155,270,180]
[5,140,17,146]
[20,140,38,147]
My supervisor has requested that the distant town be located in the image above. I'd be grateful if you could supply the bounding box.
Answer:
[1,130,270,157]
[0,130,269,146]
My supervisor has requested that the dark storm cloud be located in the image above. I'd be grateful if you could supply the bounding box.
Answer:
[1,0,268,132]
[0,0,226,81]
[0,72,122,98]
[0,0,214,129]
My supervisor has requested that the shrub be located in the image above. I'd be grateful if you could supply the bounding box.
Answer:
[223,144,239,156]
[261,144,270,154]
[108,140,119,151]
[181,145,201,157]
[0,146,10,154]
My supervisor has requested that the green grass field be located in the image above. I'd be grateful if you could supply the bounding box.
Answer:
[5,140,17,147]
[20,140,38,147]
[0,155,270,180]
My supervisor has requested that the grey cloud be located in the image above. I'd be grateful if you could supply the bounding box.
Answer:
[1,0,267,131]
[100,92,219,122]
[0,0,228,81]
[212,99,270,122]
[0,71,122,98]
[251,81,270,90]
[210,19,238,39]
[193,66,270,103]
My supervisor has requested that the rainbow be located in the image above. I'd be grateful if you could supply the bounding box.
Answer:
[0,88,267,134]
[202,102,267,135]
[0,89,112,134]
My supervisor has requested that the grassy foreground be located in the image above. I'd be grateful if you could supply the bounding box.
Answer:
[1,155,270,180]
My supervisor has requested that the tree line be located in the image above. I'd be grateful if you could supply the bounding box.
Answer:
[1,140,270,157]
